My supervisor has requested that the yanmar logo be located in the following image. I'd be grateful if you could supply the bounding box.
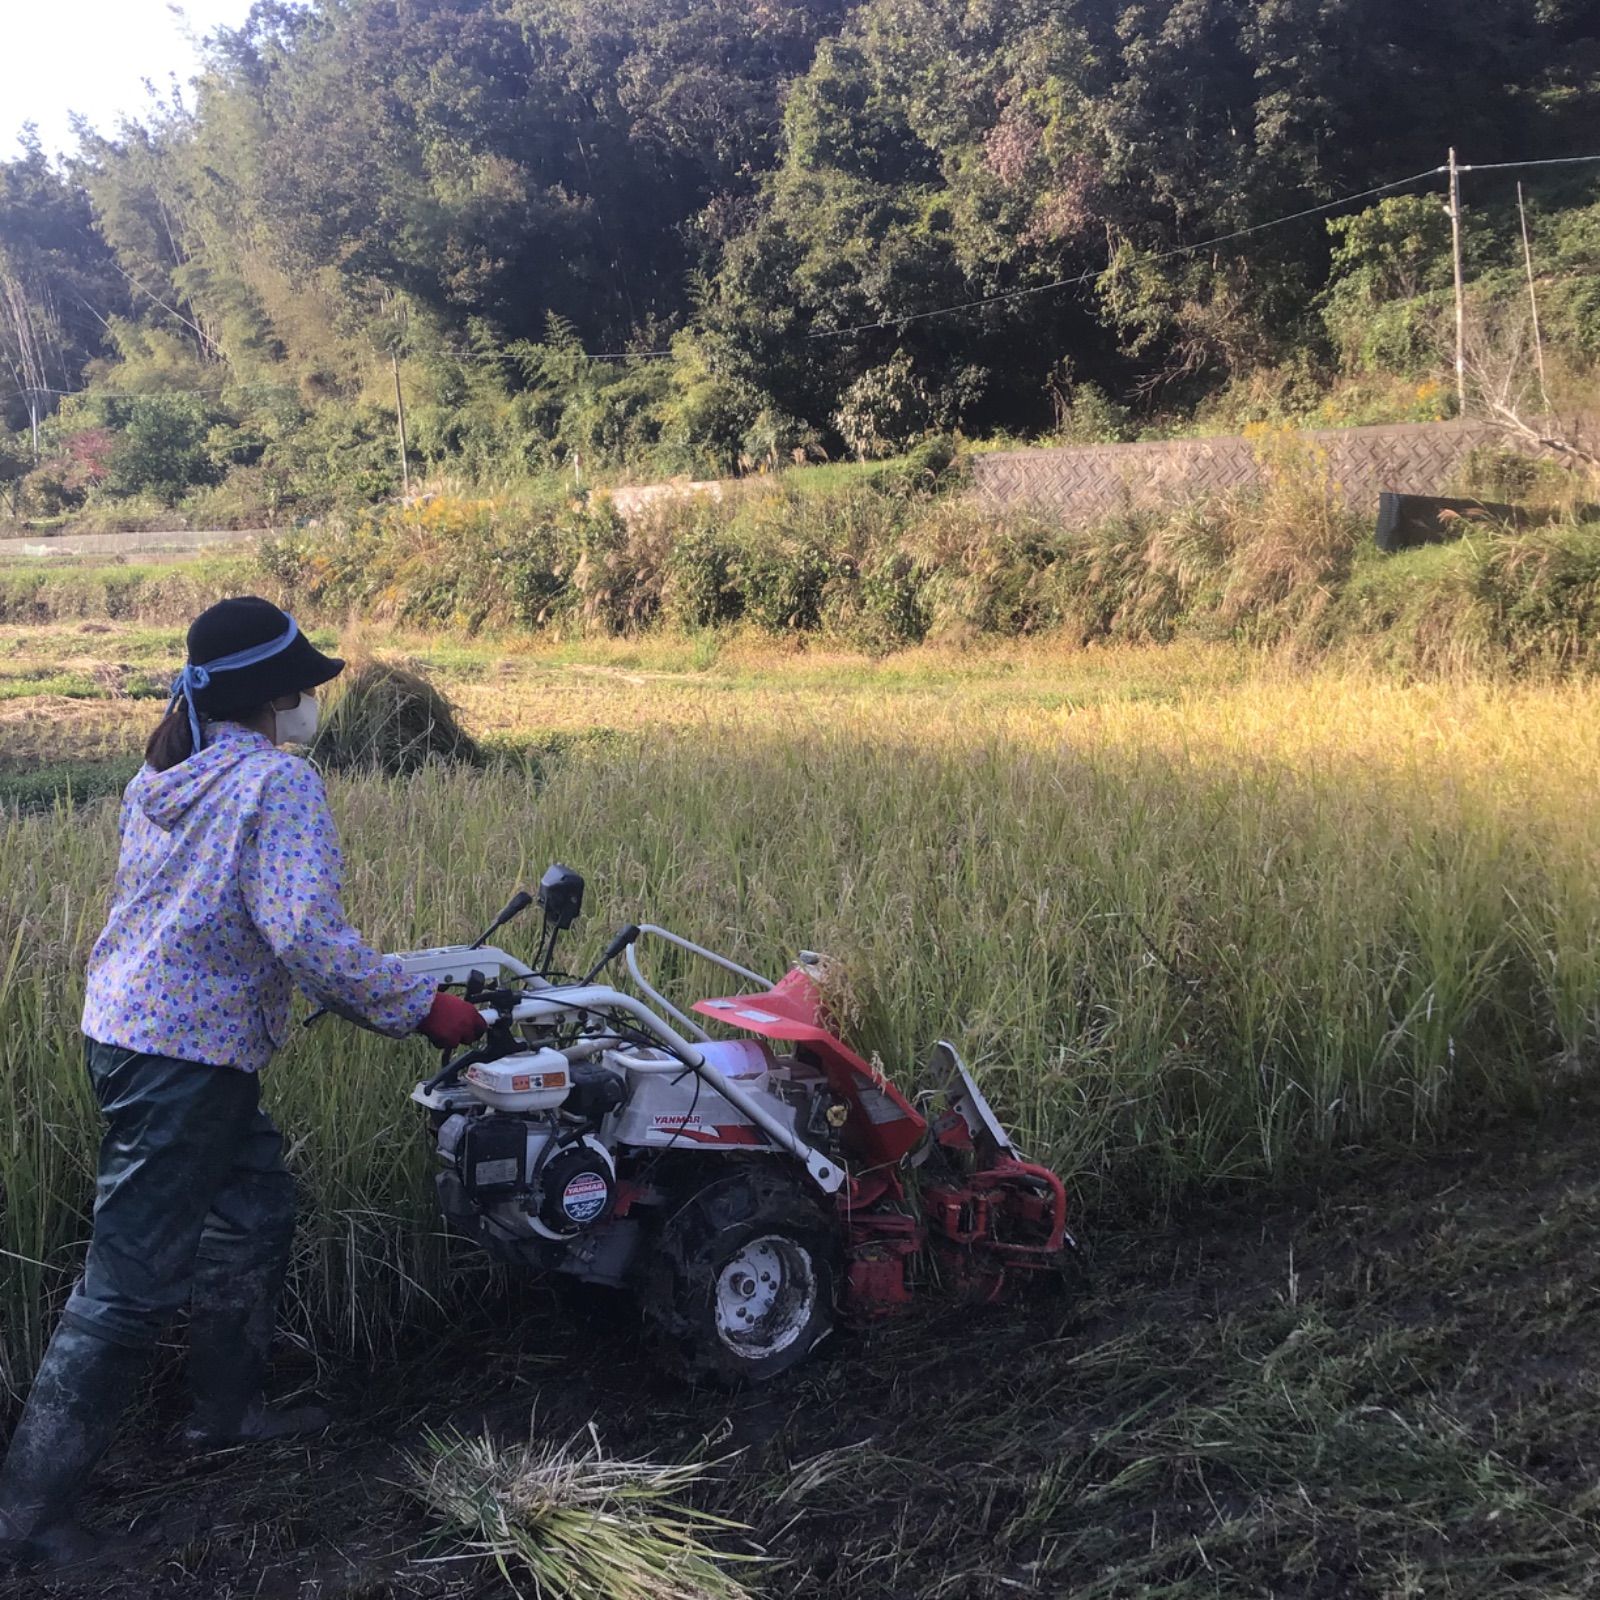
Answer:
[650,1115,760,1146]
[652,1114,712,1135]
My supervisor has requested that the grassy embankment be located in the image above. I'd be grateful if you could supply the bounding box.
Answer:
[4,429,1600,678]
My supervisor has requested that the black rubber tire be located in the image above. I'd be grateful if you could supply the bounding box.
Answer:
[643,1167,837,1385]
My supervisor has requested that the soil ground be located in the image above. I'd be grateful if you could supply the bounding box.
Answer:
[7,1089,1599,1600]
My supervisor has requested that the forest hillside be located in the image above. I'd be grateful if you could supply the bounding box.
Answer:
[2,0,1598,524]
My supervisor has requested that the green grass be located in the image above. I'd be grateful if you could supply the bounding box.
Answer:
[0,671,101,699]
[0,757,141,811]
[0,553,260,627]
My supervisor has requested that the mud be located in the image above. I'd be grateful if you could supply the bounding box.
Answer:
[7,1091,1600,1600]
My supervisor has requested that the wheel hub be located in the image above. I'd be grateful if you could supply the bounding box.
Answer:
[713,1235,816,1359]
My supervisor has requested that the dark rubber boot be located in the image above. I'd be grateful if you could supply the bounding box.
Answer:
[0,1322,147,1572]
[180,1257,330,1451]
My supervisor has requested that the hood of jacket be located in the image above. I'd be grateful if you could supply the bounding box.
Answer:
[133,722,278,832]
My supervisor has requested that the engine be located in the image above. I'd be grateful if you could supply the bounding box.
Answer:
[437,1113,617,1241]
[432,1046,626,1247]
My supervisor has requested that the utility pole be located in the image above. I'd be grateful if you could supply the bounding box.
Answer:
[1447,148,1467,413]
[391,350,410,500]
[1516,181,1552,414]
[27,387,39,462]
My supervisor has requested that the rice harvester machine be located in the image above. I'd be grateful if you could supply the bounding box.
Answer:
[378,865,1079,1382]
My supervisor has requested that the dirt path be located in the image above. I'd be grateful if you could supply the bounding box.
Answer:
[0,528,263,560]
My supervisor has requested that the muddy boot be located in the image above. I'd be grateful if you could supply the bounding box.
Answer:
[0,1322,147,1572]
[180,1259,330,1451]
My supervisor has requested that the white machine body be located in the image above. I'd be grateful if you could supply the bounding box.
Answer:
[459,1048,572,1113]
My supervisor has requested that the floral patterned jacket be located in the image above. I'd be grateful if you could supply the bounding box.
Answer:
[81,722,435,1071]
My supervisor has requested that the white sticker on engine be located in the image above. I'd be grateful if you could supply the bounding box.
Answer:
[474,1157,520,1186]
[562,1172,610,1224]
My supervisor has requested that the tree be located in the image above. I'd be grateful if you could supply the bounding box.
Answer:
[102,392,224,502]
[0,133,126,435]
[1,0,1595,484]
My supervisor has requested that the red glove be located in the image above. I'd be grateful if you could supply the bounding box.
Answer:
[419,991,488,1050]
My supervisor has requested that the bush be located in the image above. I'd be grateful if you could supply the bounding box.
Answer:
[18,461,86,518]
[663,510,744,628]
[833,350,934,461]
[102,393,224,503]
[1049,371,1134,444]
[1219,427,1361,636]
[566,506,670,633]
[263,492,631,634]
[1321,196,1456,378]
[853,547,929,648]
[906,502,1066,637]
[259,402,398,512]
[250,452,1600,675]
[734,532,837,631]
[1468,523,1600,673]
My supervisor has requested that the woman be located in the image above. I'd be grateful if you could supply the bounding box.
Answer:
[0,596,486,1570]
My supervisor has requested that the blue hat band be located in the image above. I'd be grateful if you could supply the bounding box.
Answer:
[169,615,301,755]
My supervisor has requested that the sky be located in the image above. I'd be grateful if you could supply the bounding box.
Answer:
[3,0,257,160]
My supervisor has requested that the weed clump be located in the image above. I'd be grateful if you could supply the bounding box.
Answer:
[19,457,1593,677]
[251,439,1596,675]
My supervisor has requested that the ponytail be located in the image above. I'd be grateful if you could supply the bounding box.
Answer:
[145,706,194,771]
[146,701,276,769]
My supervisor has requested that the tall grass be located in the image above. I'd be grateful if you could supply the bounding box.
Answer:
[3,668,1598,1404]
[253,475,1600,671]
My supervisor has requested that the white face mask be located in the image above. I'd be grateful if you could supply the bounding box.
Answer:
[273,692,320,746]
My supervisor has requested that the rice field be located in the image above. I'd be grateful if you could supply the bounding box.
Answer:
[3,620,1597,1408]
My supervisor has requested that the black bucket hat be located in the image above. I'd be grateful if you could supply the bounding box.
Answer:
[169,599,343,755]
[185,596,343,715]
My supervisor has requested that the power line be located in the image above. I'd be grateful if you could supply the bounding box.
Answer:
[1458,154,1600,173]
[586,347,676,362]
[588,151,1600,352]
[548,153,1600,353]
[809,165,1449,342]
[437,167,1449,360]
[0,379,303,406]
